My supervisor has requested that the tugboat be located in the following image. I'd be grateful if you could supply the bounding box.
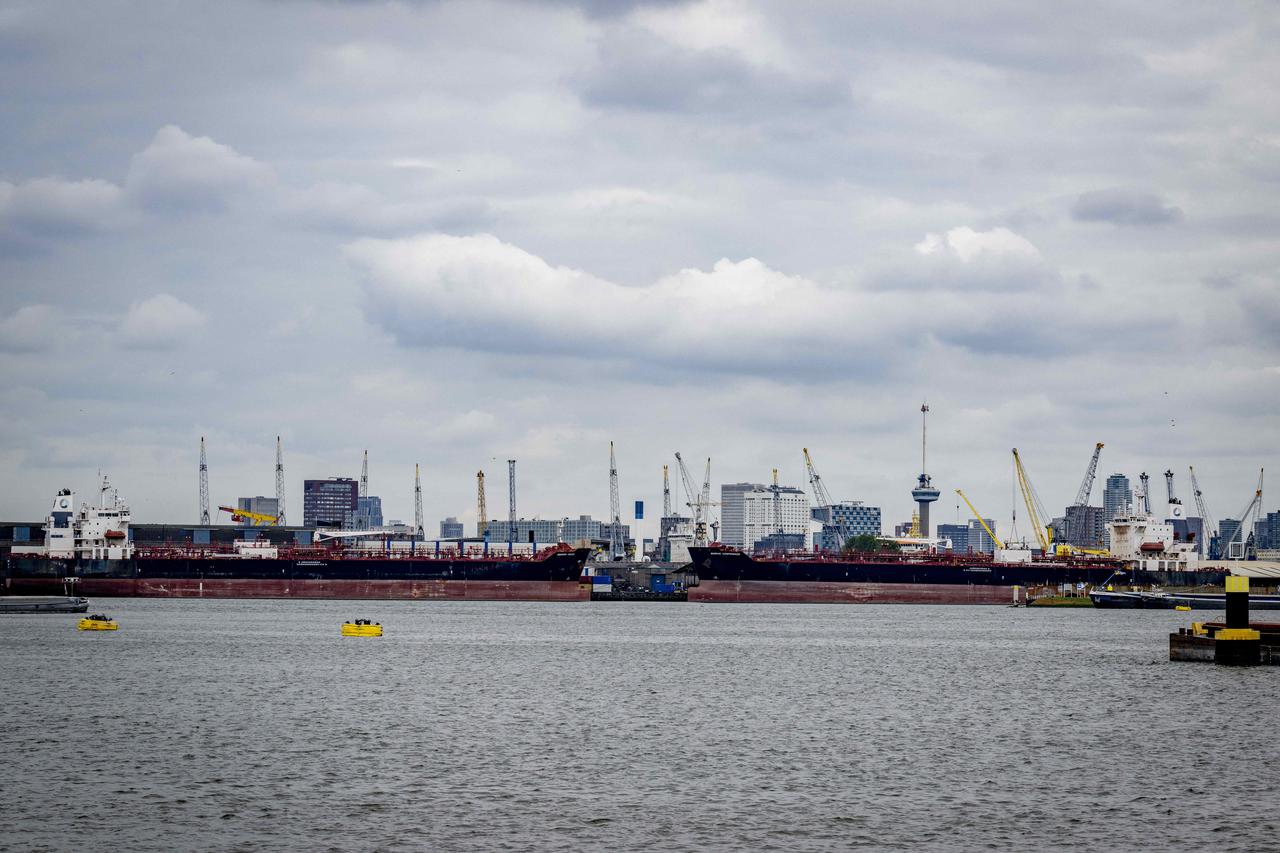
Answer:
[78,613,118,631]
[341,618,382,637]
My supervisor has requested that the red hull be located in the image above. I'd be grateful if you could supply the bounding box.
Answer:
[689,579,1014,604]
[6,577,589,602]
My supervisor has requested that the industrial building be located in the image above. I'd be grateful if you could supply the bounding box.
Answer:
[811,501,881,551]
[234,496,279,527]
[720,482,810,552]
[302,478,358,528]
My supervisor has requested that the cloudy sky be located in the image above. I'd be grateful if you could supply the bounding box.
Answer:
[1,0,1277,541]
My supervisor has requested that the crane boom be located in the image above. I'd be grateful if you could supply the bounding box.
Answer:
[803,447,851,551]
[662,464,671,518]
[1223,468,1265,558]
[1012,449,1052,553]
[954,489,1005,550]
[674,453,707,545]
[476,470,487,537]
[218,505,279,527]
[1073,442,1104,507]
[608,442,622,559]
[1188,466,1215,537]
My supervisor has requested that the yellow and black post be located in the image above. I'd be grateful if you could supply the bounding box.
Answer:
[1214,575,1261,666]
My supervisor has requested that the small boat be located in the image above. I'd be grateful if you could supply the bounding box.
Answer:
[78,613,118,631]
[341,618,382,637]
[0,596,90,614]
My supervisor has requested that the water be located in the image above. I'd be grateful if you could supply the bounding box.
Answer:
[2,601,1277,852]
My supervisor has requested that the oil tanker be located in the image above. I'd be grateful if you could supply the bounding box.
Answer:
[686,544,1225,604]
[2,481,588,601]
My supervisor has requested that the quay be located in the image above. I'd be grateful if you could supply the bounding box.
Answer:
[1170,576,1276,666]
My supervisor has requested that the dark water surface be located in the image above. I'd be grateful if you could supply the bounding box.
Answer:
[2,600,1277,852]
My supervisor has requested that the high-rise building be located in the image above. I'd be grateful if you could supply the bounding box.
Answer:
[938,523,969,553]
[235,496,279,527]
[968,518,997,554]
[812,501,881,551]
[439,517,464,538]
[355,495,383,529]
[302,478,358,528]
[1063,505,1106,548]
[720,482,809,552]
[1218,518,1243,557]
[1103,474,1132,519]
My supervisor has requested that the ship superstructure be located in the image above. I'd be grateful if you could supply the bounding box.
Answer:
[13,476,134,561]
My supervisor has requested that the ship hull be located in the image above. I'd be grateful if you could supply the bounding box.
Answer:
[687,546,1225,605]
[3,550,590,602]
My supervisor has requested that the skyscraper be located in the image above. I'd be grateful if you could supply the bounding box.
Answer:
[302,478,358,528]
[1103,474,1132,519]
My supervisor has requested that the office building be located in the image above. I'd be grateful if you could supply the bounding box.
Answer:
[235,496,279,527]
[440,517,464,538]
[1103,474,1132,519]
[968,518,997,554]
[938,523,969,553]
[720,482,810,552]
[482,518,563,544]
[812,501,881,551]
[355,495,383,529]
[1063,504,1106,548]
[302,478,358,528]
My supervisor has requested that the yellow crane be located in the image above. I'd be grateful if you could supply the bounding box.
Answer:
[1011,449,1053,553]
[476,470,487,537]
[218,505,280,526]
[954,489,1005,550]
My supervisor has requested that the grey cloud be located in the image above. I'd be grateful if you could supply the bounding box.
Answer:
[1071,188,1184,226]
[0,177,127,243]
[0,305,63,353]
[578,30,851,117]
[125,125,276,213]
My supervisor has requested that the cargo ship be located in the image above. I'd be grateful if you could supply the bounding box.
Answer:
[2,480,589,601]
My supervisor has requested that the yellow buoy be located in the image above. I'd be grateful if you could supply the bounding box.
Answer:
[341,619,382,637]
[78,615,118,631]
[1174,605,1191,611]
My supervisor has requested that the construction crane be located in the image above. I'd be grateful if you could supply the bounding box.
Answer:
[608,442,622,560]
[662,464,671,518]
[507,459,516,549]
[1188,466,1216,544]
[1073,443,1104,507]
[1222,469,1265,559]
[1012,448,1052,553]
[700,457,718,542]
[198,436,211,525]
[476,470,487,537]
[274,436,286,526]
[219,504,280,526]
[360,450,369,500]
[955,489,1005,550]
[674,453,707,545]
[414,464,423,539]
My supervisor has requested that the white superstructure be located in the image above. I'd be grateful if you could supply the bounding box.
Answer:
[13,476,134,560]
[1107,510,1200,572]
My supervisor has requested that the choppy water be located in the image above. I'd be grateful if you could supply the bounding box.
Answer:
[2,600,1277,852]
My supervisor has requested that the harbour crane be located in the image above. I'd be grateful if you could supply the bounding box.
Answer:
[675,453,710,545]
[414,464,423,539]
[955,489,1005,550]
[771,468,782,540]
[198,436,211,525]
[360,450,369,500]
[803,447,851,551]
[1012,448,1053,553]
[608,442,622,560]
[274,436,286,526]
[1138,472,1151,515]
[476,470,487,537]
[1188,466,1216,544]
[1073,443,1104,507]
[507,459,516,549]
[662,465,671,518]
[1222,469,1265,559]
[218,505,280,526]
[1164,469,1180,508]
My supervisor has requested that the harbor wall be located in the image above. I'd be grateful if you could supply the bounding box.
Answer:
[689,579,1013,604]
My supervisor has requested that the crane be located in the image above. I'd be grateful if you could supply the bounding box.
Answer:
[359,450,369,500]
[507,459,516,549]
[608,442,622,560]
[1188,466,1216,543]
[1073,443,1104,507]
[771,468,782,540]
[700,457,719,542]
[198,436,211,525]
[675,453,707,545]
[1138,472,1151,515]
[955,489,1005,550]
[476,470,487,537]
[662,464,671,518]
[803,447,851,551]
[1164,469,1179,508]
[219,504,280,526]
[1012,448,1052,553]
[1222,469,1265,559]
[414,464,423,539]
[274,436,286,526]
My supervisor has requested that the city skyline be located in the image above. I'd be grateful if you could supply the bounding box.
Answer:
[1,2,1277,545]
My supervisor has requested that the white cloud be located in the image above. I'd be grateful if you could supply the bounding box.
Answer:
[116,294,206,350]
[125,125,275,212]
[0,305,63,352]
[914,226,1042,263]
[0,177,127,237]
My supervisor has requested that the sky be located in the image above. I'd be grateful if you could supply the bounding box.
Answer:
[1,0,1277,543]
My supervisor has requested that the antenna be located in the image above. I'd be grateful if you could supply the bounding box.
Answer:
[198,437,210,525]
[414,464,423,539]
[921,402,929,477]
[275,436,286,525]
